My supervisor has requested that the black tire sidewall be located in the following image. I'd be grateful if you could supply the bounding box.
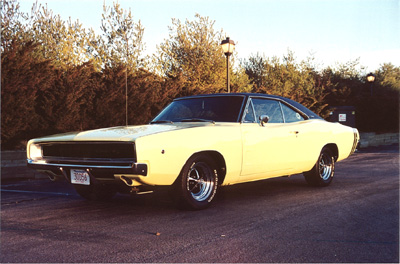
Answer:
[304,147,335,187]
[177,154,218,210]
[320,148,335,185]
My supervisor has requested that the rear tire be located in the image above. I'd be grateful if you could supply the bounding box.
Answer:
[175,154,218,210]
[303,147,335,187]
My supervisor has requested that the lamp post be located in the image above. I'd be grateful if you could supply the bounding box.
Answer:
[124,34,129,126]
[220,37,235,93]
[366,72,375,96]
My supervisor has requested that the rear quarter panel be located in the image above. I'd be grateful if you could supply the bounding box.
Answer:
[262,119,357,177]
[330,123,357,162]
[298,120,356,164]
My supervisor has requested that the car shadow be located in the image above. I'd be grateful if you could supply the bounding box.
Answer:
[69,174,313,213]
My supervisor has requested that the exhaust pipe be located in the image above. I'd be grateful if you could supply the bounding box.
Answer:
[121,176,134,186]
[119,176,153,195]
[46,172,63,182]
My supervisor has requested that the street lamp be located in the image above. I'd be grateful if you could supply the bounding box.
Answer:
[366,72,375,96]
[220,37,235,93]
[124,34,129,126]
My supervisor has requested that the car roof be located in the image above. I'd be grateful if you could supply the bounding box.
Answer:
[175,93,322,120]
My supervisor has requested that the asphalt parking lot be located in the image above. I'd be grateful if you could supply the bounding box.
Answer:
[1,145,399,263]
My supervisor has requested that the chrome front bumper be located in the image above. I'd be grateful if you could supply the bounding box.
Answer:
[27,159,148,176]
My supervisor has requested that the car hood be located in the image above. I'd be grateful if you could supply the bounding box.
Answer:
[31,123,209,143]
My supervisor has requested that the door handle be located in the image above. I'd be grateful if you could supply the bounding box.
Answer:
[291,131,299,137]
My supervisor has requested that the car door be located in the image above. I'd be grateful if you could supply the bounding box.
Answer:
[240,97,298,177]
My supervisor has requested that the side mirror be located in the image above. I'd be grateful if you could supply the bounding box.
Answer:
[259,115,270,126]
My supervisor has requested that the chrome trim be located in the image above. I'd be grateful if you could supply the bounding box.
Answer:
[36,141,136,160]
[236,95,248,122]
[350,129,359,155]
[248,96,310,120]
[277,101,286,122]
[241,98,257,123]
[27,159,148,176]
[29,160,133,169]
[33,156,135,166]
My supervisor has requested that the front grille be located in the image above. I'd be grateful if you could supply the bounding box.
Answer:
[41,142,136,160]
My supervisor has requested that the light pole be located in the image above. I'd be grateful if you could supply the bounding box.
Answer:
[124,34,129,126]
[366,72,375,96]
[220,37,235,93]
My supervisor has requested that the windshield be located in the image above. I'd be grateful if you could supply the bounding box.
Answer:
[151,96,245,123]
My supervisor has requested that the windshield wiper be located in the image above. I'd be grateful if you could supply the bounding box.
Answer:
[180,118,215,124]
[150,120,174,124]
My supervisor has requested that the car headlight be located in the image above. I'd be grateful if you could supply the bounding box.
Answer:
[29,144,42,160]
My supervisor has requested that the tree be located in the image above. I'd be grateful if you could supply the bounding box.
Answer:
[1,41,56,149]
[242,51,330,117]
[356,63,399,132]
[376,63,400,92]
[156,14,228,95]
[230,65,253,93]
[98,2,145,69]
[1,0,31,52]
[52,62,100,132]
[27,2,97,69]
[241,52,267,89]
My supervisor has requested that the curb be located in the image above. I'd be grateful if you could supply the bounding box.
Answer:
[1,151,47,180]
[359,132,399,148]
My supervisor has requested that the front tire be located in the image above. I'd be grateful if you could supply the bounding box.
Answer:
[303,147,335,187]
[175,154,218,210]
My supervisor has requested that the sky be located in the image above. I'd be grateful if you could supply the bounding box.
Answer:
[18,0,400,72]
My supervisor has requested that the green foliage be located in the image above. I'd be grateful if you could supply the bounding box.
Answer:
[231,66,253,93]
[1,41,56,147]
[376,63,400,91]
[1,0,30,51]
[355,63,399,132]
[99,2,145,69]
[1,0,398,149]
[28,2,97,69]
[156,14,227,95]
[242,51,330,117]
[242,52,399,128]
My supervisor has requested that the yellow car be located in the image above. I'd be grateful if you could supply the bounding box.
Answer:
[27,93,359,210]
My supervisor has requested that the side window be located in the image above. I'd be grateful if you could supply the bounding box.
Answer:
[281,103,305,123]
[252,98,284,123]
[243,99,256,123]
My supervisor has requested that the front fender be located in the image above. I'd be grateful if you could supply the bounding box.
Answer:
[134,124,242,186]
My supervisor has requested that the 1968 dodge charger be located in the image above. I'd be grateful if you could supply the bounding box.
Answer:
[27,93,359,209]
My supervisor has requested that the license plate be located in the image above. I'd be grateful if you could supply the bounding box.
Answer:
[71,169,90,185]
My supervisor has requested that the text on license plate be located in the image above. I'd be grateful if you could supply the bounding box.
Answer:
[71,169,90,185]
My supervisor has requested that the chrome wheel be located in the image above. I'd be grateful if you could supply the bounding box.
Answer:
[303,147,335,187]
[319,152,333,181]
[176,154,218,210]
[187,162,215,202]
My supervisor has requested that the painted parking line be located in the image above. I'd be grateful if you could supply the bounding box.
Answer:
[1,189,73,196]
